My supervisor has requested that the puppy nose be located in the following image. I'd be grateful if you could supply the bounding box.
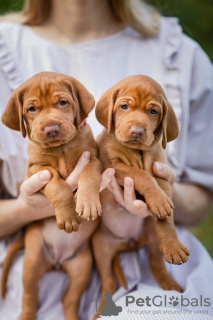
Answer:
[44,125,60,138]
[130,126,144,139]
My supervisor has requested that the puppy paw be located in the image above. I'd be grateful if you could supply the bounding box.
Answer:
[147,192,174,219]
[76,192,102,221]
[56,211,81,233]
[160,277,183,292]
[162,240,190,265]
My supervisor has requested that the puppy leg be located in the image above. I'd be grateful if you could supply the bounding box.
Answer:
[143,217,183,292]
[154,177,190,264]
[113,161,174,219]
[21,224,51,320]
[29,165,80,233]
[76,157,102,221]
[92,226,127,320]
[157,217,190,264]
[61,243,92,320]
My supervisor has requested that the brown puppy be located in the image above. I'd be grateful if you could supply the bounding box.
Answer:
[1,72,102,320]
[92,75,190,318]
[2,72,102,231]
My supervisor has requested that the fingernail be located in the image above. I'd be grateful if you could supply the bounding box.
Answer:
[98,212,101,216]
[39,170,51,181]
[84,152,90,160]
[155,162,163,173]
[78,212,82,216]
[125,179,132,188]
[87,217,90,221]
[107,170,114,179]
[92,217,95,221]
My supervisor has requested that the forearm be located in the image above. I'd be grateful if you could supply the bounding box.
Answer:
[172,182,212,227]
[0,197,54,238]
[0,198,31,237]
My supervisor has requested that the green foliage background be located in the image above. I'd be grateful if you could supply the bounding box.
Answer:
[0,0,213,257]
[149,0,213,61]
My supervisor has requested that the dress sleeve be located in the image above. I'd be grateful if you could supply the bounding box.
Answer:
[0,23,26,198]
[181,45,213,195]
[0,66,20,198]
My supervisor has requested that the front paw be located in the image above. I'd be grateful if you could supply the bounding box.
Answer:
[161,240,190,265]
[56,210,81,233]
[147,191,174,219]
[76,191,102,221]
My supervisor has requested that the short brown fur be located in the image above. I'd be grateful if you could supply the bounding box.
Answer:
[1,72,102,320]
[92,75,190,318]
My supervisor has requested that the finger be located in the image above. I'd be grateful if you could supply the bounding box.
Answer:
[153,162,176,184]
[66,151,90,191]
[132,200,152,218]
[21,170,51,197]
[107,176,125,207]
[124,177,136,211]
[99,168,115,192]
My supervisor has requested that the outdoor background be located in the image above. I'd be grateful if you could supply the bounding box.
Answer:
[0,0,212,257]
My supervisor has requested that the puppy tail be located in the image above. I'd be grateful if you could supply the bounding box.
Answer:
[1,236,25,298]
[112,254,128,290]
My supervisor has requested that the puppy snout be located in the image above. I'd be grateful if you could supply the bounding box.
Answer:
[130,126,144,139]
[44,125,60,138]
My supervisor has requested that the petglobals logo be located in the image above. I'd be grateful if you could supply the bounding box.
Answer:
[126,295,211,308]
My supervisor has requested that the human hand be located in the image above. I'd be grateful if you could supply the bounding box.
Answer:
[153,161,176,192]
[107,176,151,218]
[107,162,176,219]
[17,151,115,222]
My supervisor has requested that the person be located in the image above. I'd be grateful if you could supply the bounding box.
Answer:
[0,0,212,319]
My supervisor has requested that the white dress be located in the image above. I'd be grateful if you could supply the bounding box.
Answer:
[0,17,213,320]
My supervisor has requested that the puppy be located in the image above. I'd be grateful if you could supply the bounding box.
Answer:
[92,75,190,318]
[1,72,102,320]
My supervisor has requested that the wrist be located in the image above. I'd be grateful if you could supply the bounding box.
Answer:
[15,196,35,224]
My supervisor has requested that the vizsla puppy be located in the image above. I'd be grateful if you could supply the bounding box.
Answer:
[92,75,190,318]
[1,72,102,320]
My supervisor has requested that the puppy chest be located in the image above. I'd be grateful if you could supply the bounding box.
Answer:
[57,155,75,179]
[115,149,144,170]
[129,150,144,169]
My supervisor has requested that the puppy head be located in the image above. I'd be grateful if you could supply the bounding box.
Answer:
[96,75,179,150]
[2,72,95,148]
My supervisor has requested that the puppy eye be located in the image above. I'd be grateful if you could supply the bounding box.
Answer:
[27,106,36,112]
[59,100,68,106]
[150,109,157,115]
[120,105,128,110]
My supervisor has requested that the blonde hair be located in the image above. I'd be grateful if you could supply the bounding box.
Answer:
[1,0,160,37]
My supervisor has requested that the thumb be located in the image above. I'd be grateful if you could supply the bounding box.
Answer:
[153,162,176,184]
[20,170,51,197]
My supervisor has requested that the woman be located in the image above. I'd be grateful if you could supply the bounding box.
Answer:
[0,0,212,319]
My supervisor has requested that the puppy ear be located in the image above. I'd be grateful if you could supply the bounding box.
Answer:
[1,88,26,138]
[162,98,179,149]
[95,87,119,133]
[64,78,95,126]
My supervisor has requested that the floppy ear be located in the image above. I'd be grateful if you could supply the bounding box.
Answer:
[95,86,119,133]
[64,77,95,126]
[161,98,179,149]
[1,88,26,138]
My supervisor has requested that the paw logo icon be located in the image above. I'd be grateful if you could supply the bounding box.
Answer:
[169,296,179,307]
[98,292,122,317]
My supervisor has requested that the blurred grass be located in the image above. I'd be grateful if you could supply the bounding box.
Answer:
[0,1,212,256]
[190,207,213,258]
